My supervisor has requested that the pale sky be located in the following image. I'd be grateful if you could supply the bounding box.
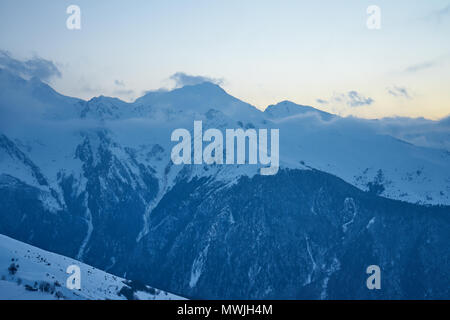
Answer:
[0,0,449,119]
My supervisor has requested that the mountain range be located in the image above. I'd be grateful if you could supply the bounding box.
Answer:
[0,68,449,299]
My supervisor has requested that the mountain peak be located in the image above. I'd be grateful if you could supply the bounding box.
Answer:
[0,68,72,104]
[135,81,225,105]
[88,95,127,105]
[265,100,334,120]
[170,81,226,96]
[134,81,261,118]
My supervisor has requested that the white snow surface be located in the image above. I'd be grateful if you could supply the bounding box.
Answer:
[0,234,185,300]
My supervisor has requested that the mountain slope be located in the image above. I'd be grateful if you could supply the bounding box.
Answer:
[125,169,450,299]
[0,234,185,300]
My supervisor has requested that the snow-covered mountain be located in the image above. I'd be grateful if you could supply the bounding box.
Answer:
[1,68,448,206]
[268,102,450,205]
[0,234,185,300]
[0,68,449,299]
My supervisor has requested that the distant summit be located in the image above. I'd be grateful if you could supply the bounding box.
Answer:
[265,100,334,121]
[135,81,262,119]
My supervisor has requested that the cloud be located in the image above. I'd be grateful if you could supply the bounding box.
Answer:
[440,114,450,126]
[80,83,102,93]
[317,91,374,111]
[387,86,411,99]
[169,72,223,88]
[403,53,450,74]
[372,116,450,151]
[346,91,374,107]
[113,88,134,96]
[112,79,134,96]
[426,4,450,23]
[0,50,61,81]
[436,4,450,16]
[404,60,436,73]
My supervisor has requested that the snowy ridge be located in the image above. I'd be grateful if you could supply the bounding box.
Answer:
[0,234,185,300]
